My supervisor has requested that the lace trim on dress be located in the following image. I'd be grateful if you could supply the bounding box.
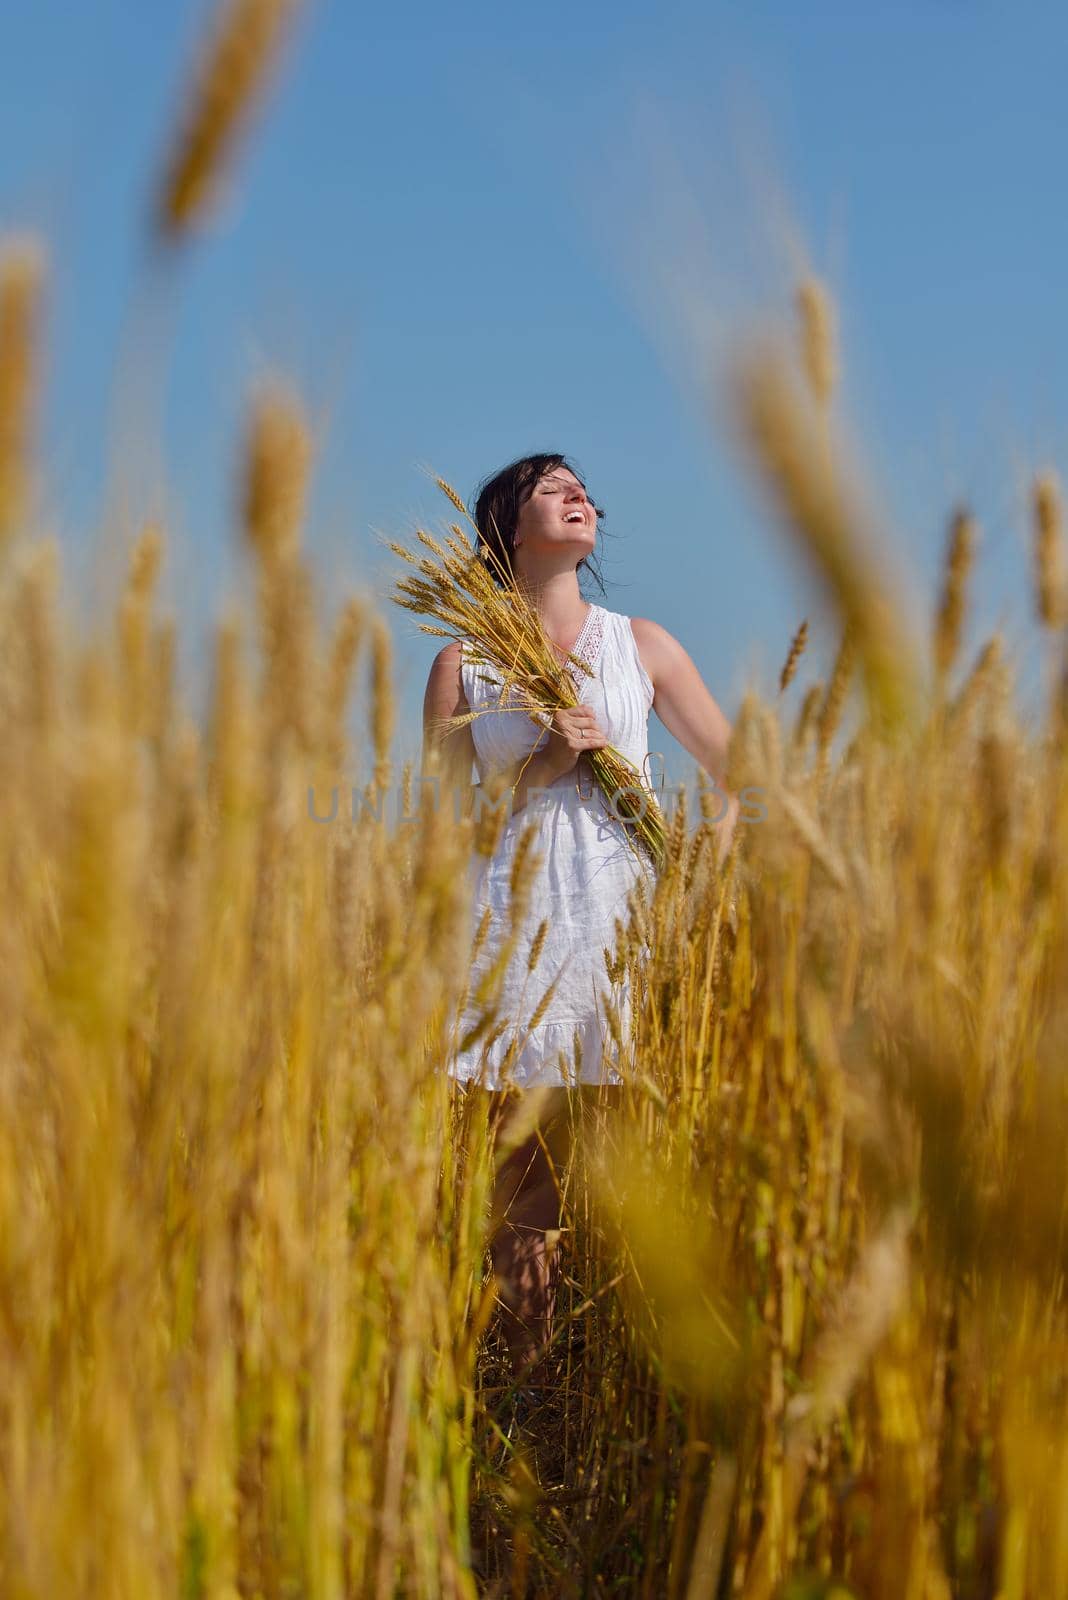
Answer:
[563,604,606,692]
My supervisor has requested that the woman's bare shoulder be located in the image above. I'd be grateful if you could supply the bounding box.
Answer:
[427,637,465,676]
[628,616,679,682]
[629,616,675,645]
[424,638,469,711]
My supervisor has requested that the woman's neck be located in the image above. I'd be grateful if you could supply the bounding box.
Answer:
[513,571,591,650]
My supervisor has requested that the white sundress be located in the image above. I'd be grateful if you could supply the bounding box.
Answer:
[449,602,659,1090]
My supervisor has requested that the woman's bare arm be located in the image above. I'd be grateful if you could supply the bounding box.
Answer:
[422,642,479,819]
[630,617,740,861]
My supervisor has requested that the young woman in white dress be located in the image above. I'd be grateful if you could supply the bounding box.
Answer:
[422,453,739,1386]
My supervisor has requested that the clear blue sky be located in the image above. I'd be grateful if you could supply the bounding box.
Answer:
[3,0,1066,788]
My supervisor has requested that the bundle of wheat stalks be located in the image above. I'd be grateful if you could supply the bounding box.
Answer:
[386,479,668,873]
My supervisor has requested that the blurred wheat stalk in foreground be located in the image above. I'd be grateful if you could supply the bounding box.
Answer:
[2,220,1067,1597]
[2,0,1068,1587]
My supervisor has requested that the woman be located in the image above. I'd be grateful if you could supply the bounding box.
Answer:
[422,452,739,1391]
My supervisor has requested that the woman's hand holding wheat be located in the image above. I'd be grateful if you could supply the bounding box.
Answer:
[540,704,610,780]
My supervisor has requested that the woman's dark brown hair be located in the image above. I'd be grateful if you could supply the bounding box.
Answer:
[471,452,609,596]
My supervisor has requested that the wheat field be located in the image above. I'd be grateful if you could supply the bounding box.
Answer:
[2,5,1068,1596]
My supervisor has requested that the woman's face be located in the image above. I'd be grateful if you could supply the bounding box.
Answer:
[513,468,597,564]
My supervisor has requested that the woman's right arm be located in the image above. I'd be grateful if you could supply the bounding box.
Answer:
[422,642,479,819]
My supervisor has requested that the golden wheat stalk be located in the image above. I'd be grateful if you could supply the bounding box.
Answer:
[383,479,667,871]
[242,378,313,566]
[934,505,976,687]
[728,331,919,734]
[796,275,838,413]
[155,0,304,242]
[1033,469,1067,630]
[743,1206,913,1600]
[815,618,858,782]
[0,237,44,548]
[118,522,166,737]
[323,596,366,771]
[948,633,1005,733]
[369,615,395,795]
[778,618,808,695]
